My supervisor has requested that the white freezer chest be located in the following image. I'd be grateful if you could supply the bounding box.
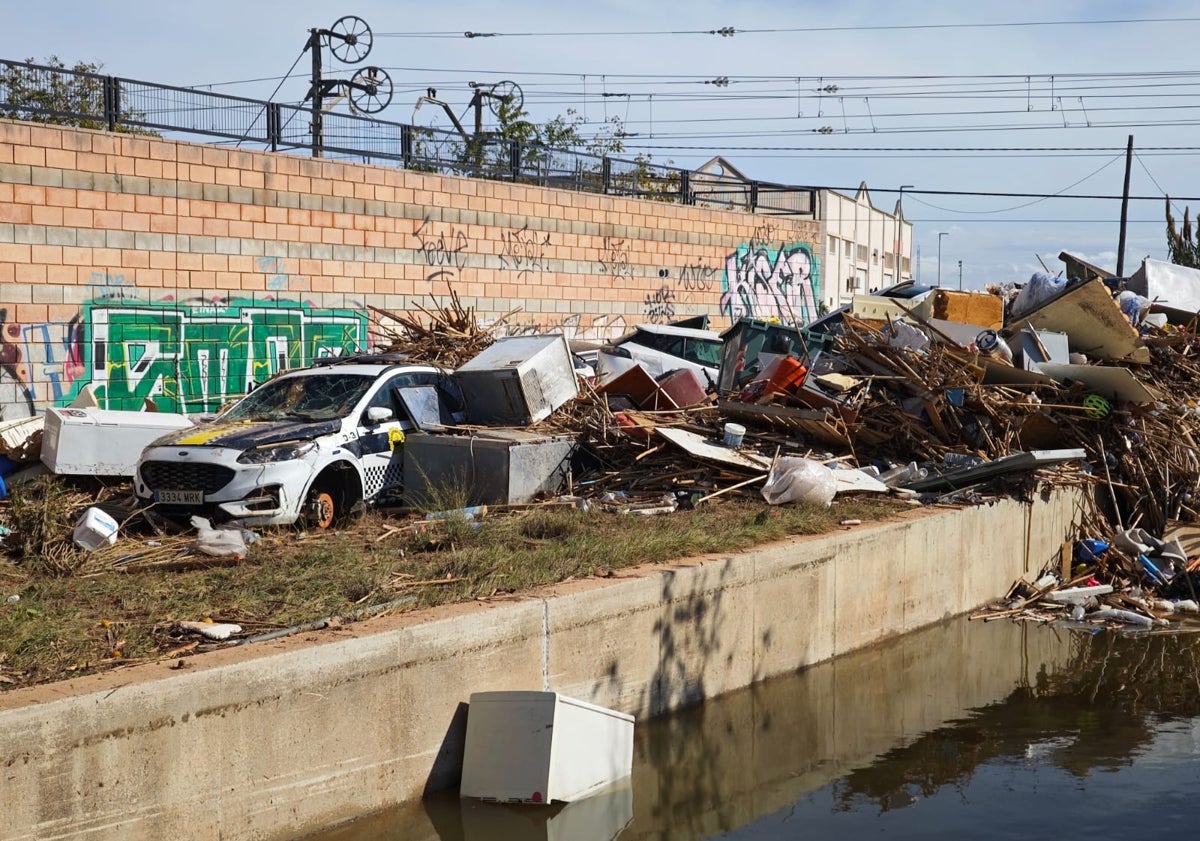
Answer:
[40,408,193,476]
[460,690,634,805]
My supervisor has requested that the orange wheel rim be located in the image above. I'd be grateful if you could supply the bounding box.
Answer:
[314,491,335,529]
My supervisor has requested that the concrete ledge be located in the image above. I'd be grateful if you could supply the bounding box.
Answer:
[0,489,1082,841]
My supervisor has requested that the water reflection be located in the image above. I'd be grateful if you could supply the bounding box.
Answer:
[833,629,1200,816]
[300,621,1200,841]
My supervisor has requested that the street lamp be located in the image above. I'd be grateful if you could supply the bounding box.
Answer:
[896,185,913,285]
[937,231,949,287]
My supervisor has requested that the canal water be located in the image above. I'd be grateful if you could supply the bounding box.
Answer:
[306,618,1200,841]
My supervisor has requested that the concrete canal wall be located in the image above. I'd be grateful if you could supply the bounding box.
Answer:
[0,488,1082,841]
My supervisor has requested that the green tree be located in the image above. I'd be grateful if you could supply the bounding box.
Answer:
[1166,197,1200,268]
[0,56,153,134]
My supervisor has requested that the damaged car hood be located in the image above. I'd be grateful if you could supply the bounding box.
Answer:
[149,418,343,450]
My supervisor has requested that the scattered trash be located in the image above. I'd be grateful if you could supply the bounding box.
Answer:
[178,620,243,640]
[425,505,488,522]
[761,458,837,507]
[189,516,255,557]
[73,507,119,552]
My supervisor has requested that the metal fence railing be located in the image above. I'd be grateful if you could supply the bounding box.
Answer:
[1,58,815,217]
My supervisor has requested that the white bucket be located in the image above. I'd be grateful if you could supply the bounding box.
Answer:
[723,423,746,448]
[73,507,119,552]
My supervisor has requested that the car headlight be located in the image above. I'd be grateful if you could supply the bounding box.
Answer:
[237,441,318,464]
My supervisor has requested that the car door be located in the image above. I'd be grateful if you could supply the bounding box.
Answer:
[354,372,424,500]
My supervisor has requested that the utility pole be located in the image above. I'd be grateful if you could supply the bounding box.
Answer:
[937,232,949,287]
[1117,134,1133,276]
[896,185,912,285]
[958,260,963,291]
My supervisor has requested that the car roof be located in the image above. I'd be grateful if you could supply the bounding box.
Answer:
[625,323,722,341]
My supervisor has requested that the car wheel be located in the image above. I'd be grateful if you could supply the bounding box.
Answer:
[305,465,363,529]
[310,489,337,529]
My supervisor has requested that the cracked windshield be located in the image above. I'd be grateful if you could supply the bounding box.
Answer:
[222,374,375,423]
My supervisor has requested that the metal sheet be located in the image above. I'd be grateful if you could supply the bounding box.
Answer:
[901,448,1087,492]
[1022,279,1149,363]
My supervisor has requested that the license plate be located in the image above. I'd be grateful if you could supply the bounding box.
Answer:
[155,489,204,505]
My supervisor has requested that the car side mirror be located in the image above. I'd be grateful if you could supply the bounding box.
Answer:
[366,406,394,424]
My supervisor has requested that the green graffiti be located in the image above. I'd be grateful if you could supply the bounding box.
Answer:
[65,299,367,413]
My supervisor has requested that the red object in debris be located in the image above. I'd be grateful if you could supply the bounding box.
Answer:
[614,412,651,441]
[765,355,808,396]
[657,368,708,408]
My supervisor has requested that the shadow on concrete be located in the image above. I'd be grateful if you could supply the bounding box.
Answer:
[423,701,469,797]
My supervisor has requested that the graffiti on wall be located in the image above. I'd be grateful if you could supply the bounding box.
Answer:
[257,256,310,293]
[414,215,469,286]
[498,224,552,279]
[598,236,633,279]
[720,240,821,323]
[643,285,676,324]
[0,299,369,417]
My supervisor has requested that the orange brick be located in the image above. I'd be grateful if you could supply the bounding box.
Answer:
[150,215,177,234]
[76,190,107,210]
[14,145,46,167]
[150,251,177,270]
[216,203,239,221]
[202,254,229,272]
[120,136,152,159]
[201,147,230,168]
[15,304,49,322]
[92,209,122,228]
[62,208,92,228]
[45,148,77,170]
[228,220,253,238]
[134,195,163,214]
[15,262,46,284]
[31,245,63,267]
[90,248,120,267]
[215,167,240,187]
[47,265,77,285]
[121,250,150,269]
[202,218,230,237]
[48,303,80,321]
[188,164,216,184]
[0,243,32,263]
[13,184,46,205]
[0,203,33,225]
[214,271,239,289]
[121,213,151,232]
[106,192,135,212]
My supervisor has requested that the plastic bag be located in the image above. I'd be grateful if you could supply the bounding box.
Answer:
[190,515,255,557]
[1011,272,1066,319]
[760,457,837,507]
[1116,290,1151,325]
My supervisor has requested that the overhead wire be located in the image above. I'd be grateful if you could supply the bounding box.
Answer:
[373,16,1200,38]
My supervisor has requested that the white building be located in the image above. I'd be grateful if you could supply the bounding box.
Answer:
[820,182,912,313]
[688,160,911,317]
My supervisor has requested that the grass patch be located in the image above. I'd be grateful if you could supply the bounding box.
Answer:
[0,496,906,690]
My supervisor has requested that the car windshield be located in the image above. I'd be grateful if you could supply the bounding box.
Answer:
[221,374,375,422]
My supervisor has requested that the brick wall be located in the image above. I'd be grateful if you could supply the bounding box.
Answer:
[0,119,822,416]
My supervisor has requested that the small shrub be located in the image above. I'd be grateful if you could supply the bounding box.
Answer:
[6,477,85,576]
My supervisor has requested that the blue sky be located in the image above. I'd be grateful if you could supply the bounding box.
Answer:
[5,1,1200,289]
